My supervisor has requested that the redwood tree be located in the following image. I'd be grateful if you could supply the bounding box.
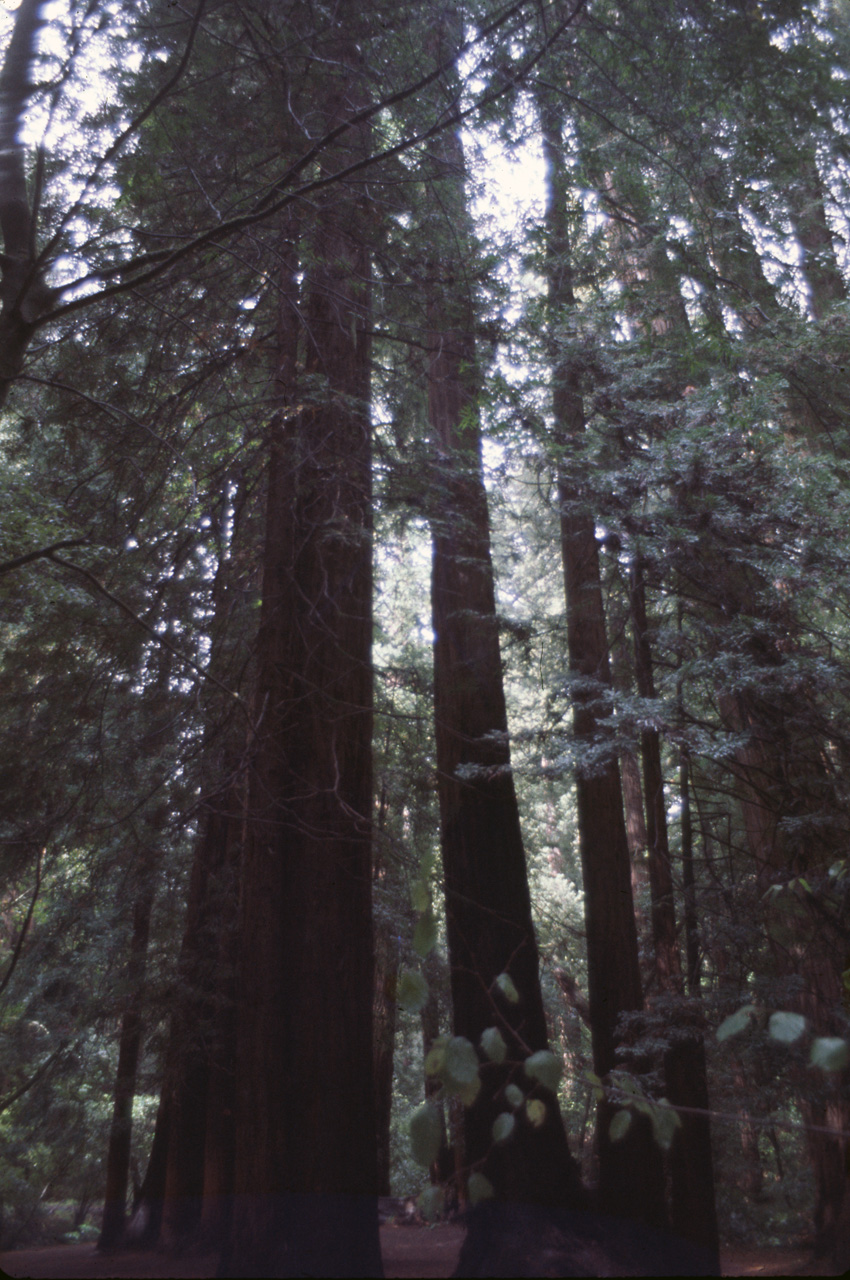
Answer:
[422,17,585,1218]
[224,19,382,1275]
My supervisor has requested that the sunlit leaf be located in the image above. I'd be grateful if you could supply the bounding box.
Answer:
[650,1100,681,1151]
[610,1071,641,1098]
[418,1186,445,1222]
[492,1112,515,1143]
[424,1036,449,1077]
[768,1011,806,1044]
[494,972,520,1004]
[525,1098,546,1128]
[445,1036,479,1086]
[810,1037,850,1072]
[411,881,430,913]
[409,1103,442,1168]
[413,906,438,958]
[716,1005,757,1041]
[397,969,429,1014]
[456,1074,481,1107]
[584,1069,604,1102]
[523,1050,562,1093]
[609,1109,632,1142]
[467,1172,494,1205]
[480,1026,507,1063]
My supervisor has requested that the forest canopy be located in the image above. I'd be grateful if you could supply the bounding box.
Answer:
[0,0,848,1276]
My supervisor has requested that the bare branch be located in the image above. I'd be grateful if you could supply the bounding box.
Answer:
[0,846,44,1000]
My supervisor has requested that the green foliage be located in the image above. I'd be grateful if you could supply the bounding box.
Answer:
[409,1102,443,1168]
[717,1006,759,1043]
[397,970,429,1015]
[768,1012,807,1045]
[467,1171,495,1204]
[525,1098,546,1128]
[493,972,520,1004]
[412,907,438,959]
[523,1050,562,1094]
[492,1112,515,1143]
[609,1109,632,1143]
[424,1034,481,1108]
[417,1185,445,1221]
[809,1038,850,1072]
[480,1026,507,1063]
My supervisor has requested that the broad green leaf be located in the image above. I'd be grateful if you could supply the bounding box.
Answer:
[467,1172,495,1205]
[610,1071,641,1099]
[525,1098,546,1128]
[810,1037,850,1072]
[409,1103,442,1168]
[650,1100,681,1151]
[523,1050,562,1093]
[413,906,438,958]
[480,1026,507,1063]
[494,972,520,1004]
[716,1005,757,1042]
[425,1036,449,1077]
[411,881,430,913]
[445,1036,479,1086]
[584,1069,604,1102]
[418,1186,445,1222]
[456,1074,481,1107]
[768,1011,807,1044]
[504,1083,524,1109]
[492,1112,515,1143]
[397,970,429,1014]
[609,1109,632,1142]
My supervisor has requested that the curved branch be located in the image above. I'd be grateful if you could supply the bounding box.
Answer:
[0,537,88,577]
[0,846,44,1000]
[47,0,587,322]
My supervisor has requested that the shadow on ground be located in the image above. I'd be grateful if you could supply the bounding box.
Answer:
[0,1229,842,1278]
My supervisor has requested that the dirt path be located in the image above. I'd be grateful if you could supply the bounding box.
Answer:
[0,1233,842,1278]
[0,1226,464,1280]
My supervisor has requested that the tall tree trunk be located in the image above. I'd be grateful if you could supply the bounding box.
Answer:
[159,786,241,1249]
[678,756,701,996]
[0,0,56,410]
[225,31,382,1274]
[629,559,681,992]
[373,896,399,1199]
[620,747,650,938]
[786,149,846,320]
[99,887,155,1249]
[539,91,667,1230]
[425,114,584,1217]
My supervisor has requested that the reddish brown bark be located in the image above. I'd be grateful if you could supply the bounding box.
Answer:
[225,32,382,1274]
[539,91,667,1229]
[100,890,155,1250]
[629,560,681,993]
[425,91,583,1211]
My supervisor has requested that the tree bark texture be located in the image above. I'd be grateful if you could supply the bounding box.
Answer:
[0,0,56,409]
[226,37,382,1274]
[539,93,669,1228]
[426,113,584,1212]
[160,788,241,1249]
[629,559,681,993]
[99,888,155,1250]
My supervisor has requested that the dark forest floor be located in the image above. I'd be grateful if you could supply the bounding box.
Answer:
[0,1229,843,1278]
